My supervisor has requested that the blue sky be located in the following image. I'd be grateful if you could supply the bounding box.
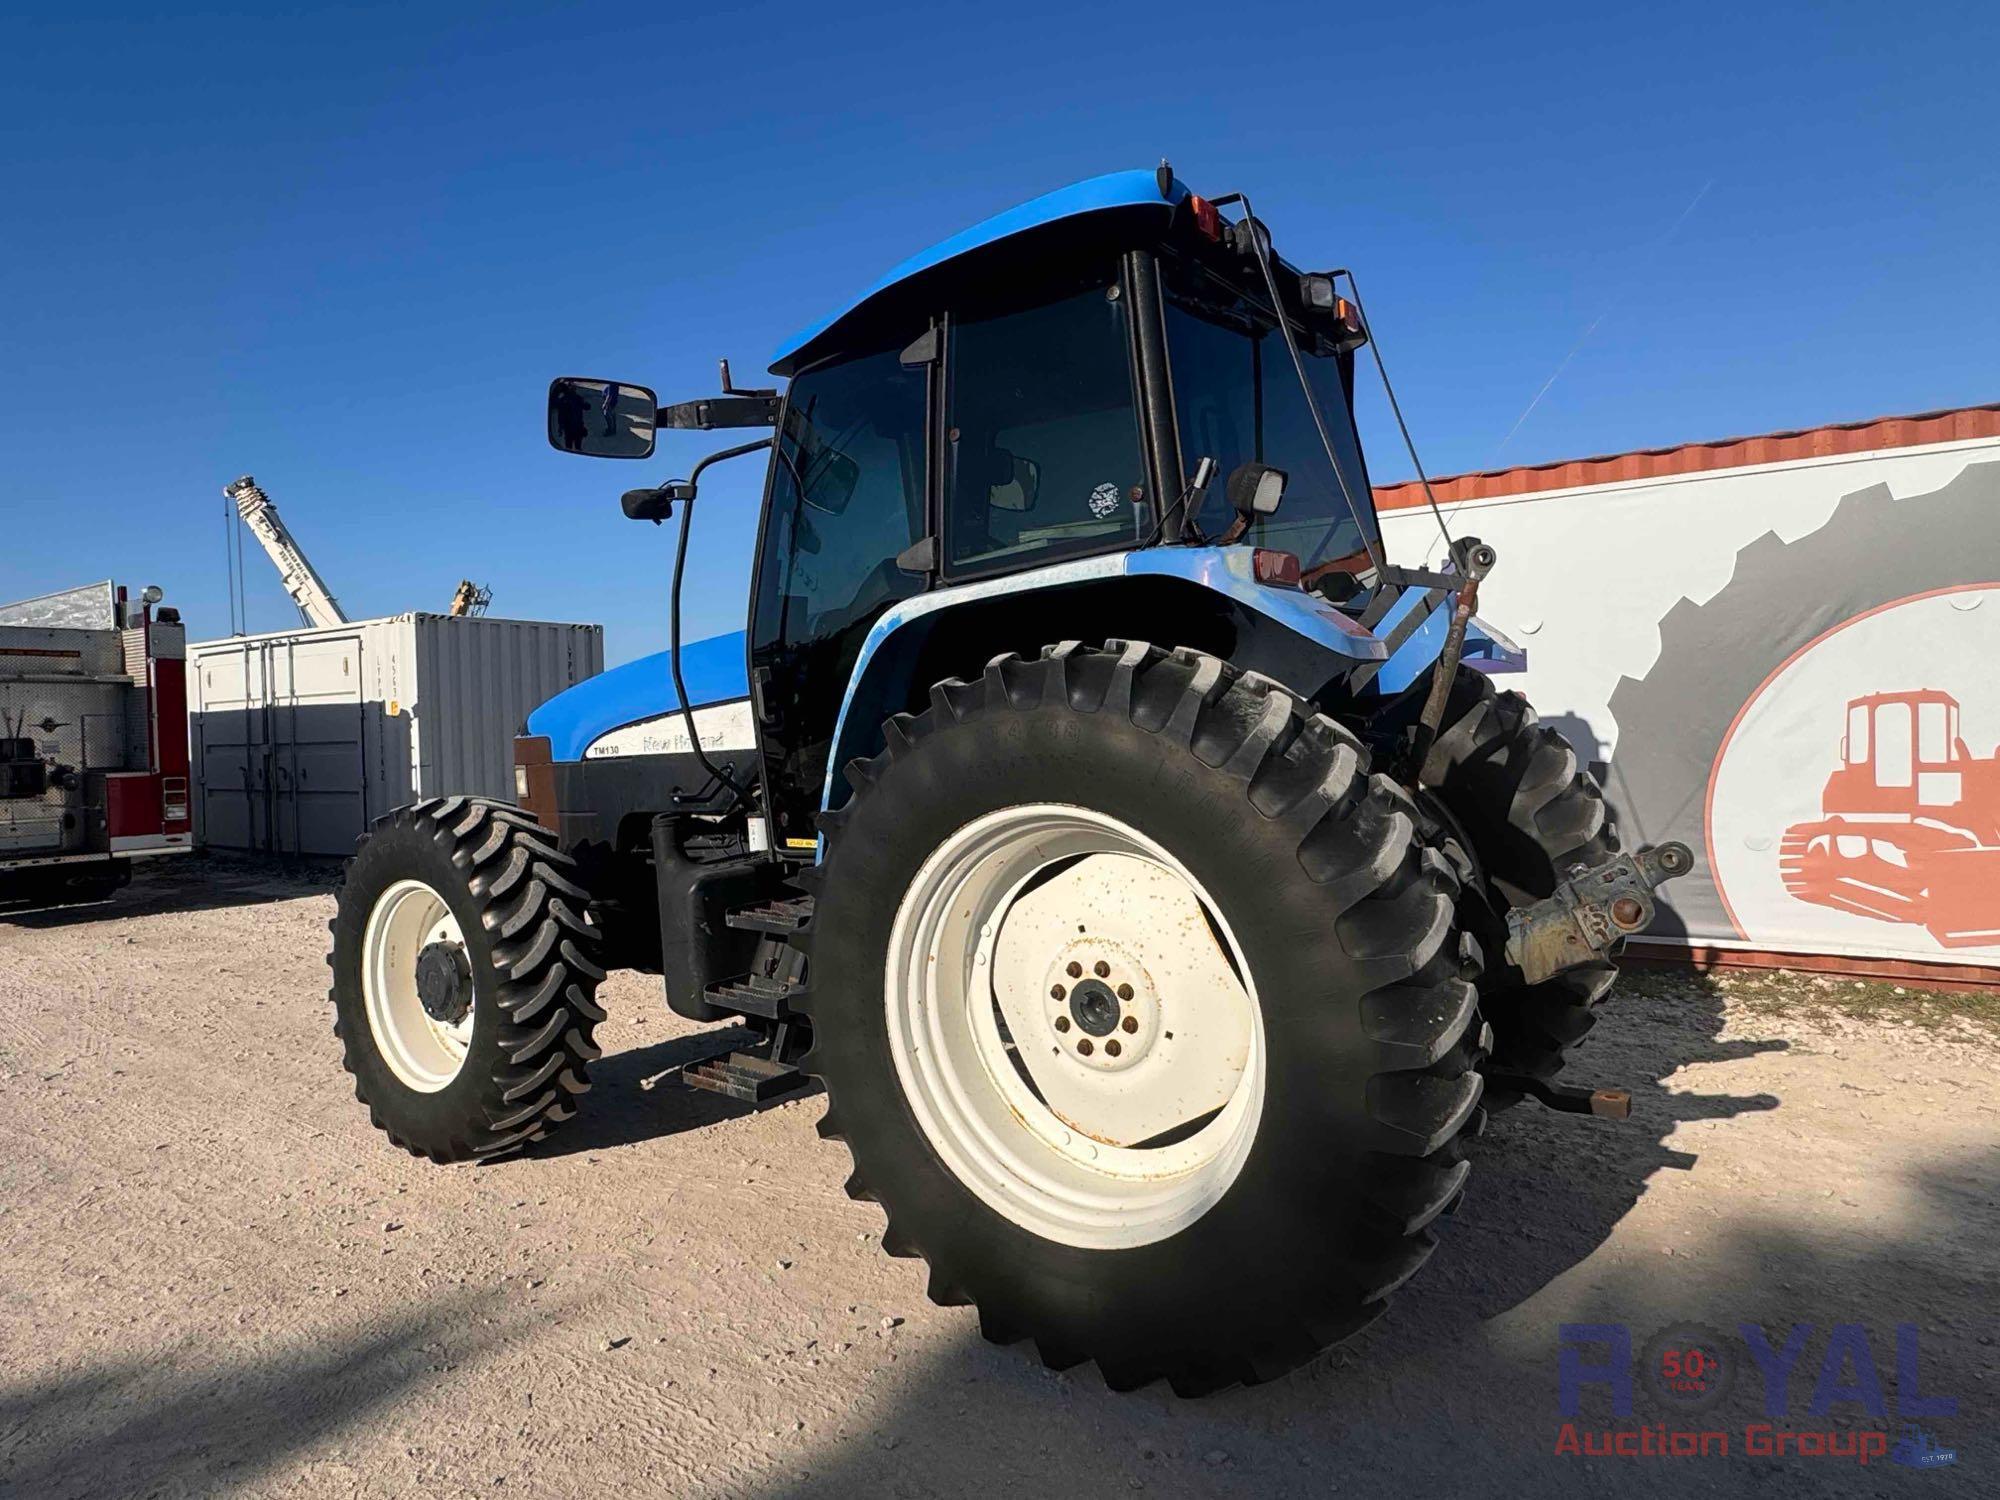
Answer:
[3,1,1993,663]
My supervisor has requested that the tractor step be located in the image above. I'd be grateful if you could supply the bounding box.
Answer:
[683,1050,809,1103]
[703,971,807,1020]
[724,895,816,935]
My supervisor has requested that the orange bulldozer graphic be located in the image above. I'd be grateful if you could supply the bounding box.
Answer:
[1780,689,2000,947]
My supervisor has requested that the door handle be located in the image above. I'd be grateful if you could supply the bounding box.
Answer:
[751,665,779,727]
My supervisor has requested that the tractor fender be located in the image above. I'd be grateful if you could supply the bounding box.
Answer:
[821,545,1392,813]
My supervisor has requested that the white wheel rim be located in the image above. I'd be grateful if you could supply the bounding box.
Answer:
[885,804,1265,1249]
[362,878,475,1093]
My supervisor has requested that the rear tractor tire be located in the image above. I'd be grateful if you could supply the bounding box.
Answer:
[329,797,607,1162]
[800,641,1487,1394]
[1377,665,1622,1097]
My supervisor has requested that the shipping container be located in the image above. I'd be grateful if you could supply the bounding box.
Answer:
[186,613,603,856]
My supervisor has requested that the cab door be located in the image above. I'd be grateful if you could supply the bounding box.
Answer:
[747,337,931,849]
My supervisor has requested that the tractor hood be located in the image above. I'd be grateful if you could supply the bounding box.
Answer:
[526,630,749,762]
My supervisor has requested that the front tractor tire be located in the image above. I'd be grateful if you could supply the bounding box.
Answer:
[801,642,1487,1394]
[330,798,607,1162]
[1379,665,1623,1095]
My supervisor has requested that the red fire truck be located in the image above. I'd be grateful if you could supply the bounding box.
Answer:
[0,581,193,906]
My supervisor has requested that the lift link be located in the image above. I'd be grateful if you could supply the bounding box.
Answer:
[1403,534,1497,788]
[1503,840,1695,986]
[1482,1074,1634,1120]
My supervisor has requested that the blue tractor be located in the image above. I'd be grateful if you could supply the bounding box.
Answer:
[329,166,1688,1393]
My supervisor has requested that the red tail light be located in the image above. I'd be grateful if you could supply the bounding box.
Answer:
[1252,549,1301,587]
[1188,194,1221,240]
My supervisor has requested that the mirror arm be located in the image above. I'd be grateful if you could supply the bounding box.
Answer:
[659,394,780,431]
[665,431,778,811]
[623,437,775,524]
[686,436,775,487]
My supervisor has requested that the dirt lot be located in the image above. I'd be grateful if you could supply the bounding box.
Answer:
[3,856,1995,1498]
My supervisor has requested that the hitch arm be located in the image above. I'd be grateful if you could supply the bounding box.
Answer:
[1503,841,1694,985]
[1403,535,1497,787]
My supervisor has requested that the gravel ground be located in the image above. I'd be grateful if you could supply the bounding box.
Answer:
[2,855,1995,1498]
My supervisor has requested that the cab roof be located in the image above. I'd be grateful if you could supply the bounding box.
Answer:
[769,167,1189,377]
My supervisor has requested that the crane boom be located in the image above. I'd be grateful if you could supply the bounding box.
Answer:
[223,475,348,629]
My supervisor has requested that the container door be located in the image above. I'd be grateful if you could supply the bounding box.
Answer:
[191,641,269,852]
[268,634,368,856]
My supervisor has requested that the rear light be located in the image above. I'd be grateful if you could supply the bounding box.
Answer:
[162,776,188,824]
[1188,194,1221,240]
[1252,549,1301,587]
[514,765,531,798]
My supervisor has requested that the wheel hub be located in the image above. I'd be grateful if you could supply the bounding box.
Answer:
[888,807,1265,1250]
[1004,848,1251,1119]
[415,939,472,1026]
[1067,977,1121,1035]
[1043,938,1160,1073]
[362,879,475,1094]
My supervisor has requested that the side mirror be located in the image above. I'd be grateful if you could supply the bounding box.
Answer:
[988,451,1040,514]
[1226,460,1288,517]
[621,481,694,524]
[548,377,657,459]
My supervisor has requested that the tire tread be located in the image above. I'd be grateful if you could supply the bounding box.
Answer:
[330,801,604,1163]
[811,640,1487,1395]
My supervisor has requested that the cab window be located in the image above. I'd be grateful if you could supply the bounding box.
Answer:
[758,349,926,643]
[943,273,1147,574]
[1161,250,1379,572]
[750,343,926,832]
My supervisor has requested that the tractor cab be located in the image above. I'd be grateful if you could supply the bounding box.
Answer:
[747,171,1386,837]
[540,167,1427,846]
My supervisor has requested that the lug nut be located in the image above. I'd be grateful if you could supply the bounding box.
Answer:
[1105,1039,1122,1057]
[1066,961,1083,979]
[1077,1039,1094,1056]
[1055,1015,1071,1033]
[1121,1015,1138,1033]
[1093,960,1110,978]
[1116,983,1133,1001]
[1051,983,1066,1000]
